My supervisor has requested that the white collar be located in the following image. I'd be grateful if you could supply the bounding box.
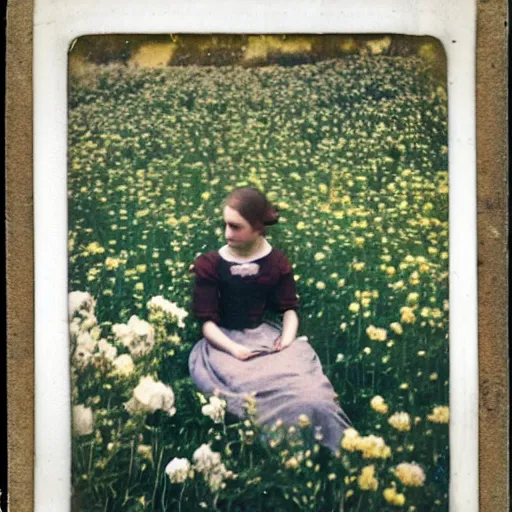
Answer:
[218,238,272,263]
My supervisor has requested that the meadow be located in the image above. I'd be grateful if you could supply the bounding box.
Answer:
[68,55,449,511]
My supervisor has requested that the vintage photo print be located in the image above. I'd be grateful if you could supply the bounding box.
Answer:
[67,34,450,511]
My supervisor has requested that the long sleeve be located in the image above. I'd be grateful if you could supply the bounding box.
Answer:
[192,252,221,325]
[269,251,299,313]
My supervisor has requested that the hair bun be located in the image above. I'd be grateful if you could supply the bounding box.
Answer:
[263,206,280,226]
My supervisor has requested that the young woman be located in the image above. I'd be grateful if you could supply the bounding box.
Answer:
[189,187,350,452]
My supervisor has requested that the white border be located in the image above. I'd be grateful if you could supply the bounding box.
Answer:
[34,1,478,510]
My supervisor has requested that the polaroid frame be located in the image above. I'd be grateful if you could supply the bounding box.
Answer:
[5,0,508,511]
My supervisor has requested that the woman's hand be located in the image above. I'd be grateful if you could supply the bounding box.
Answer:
[273,336,294,351]
[274,310,299,351]
[232,345,261,361]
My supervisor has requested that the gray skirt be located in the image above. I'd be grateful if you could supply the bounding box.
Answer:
[189,322,351,452]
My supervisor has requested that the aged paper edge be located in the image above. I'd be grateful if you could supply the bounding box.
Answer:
[475,1,509,511]
[6,0,35,511]
[6,1,508,511]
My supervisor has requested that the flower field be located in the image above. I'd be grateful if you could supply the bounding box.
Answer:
[69,55,449,511]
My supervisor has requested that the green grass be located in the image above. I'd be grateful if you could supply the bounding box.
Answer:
[69,55,449,511]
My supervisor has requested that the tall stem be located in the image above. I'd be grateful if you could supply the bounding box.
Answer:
[178,483,186,512]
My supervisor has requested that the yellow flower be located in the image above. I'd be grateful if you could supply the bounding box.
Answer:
[297,414,311,428]
[409,271,420,285]
[137,444,153,462]
[399,383,409,390]
[390,322,403,335]
[358,465,379,491]
[354,237,365,247]
[296,221,306,230]
[349,302,360,314]
[353,262,366,271]
[201,191,211,200]
[370,395,389,414]
[105,257,121,270]
[429,372,439,381]
[383,486,406,506]
[391,279,405,290]
[316,281,326,290]
[136,264,147,273]
[400,307,416,324]
[420,307,431,317]
[427,406,449,424]
[340,428,360,451]
[388,412,411,432]
[366,325,387,342]
[135,209,150,218]
[318,183,329,194]
[406,292,420,304]
[394,462,426,487]
[134,282,144,291]
[337,279,346,288]
[431,308,442,319]
[386,266,396,276]
[314,252,325,261]
[284,457,300,469]
[86,242,105,255]
[358,435,392,459]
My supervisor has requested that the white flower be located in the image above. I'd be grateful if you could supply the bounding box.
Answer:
[201,396,226,423]
[73,404,94,436]
[97,339,117,361]
[230,263,260,277]
[192,444,222,473]
[192,444,232,491]
[113,316,155,357]
[112,323,132,343]
[147,296,189,328]
[112,354,135,376]
[76,331,97,353]
[125,376,176,416]
[81,314,97,331]
[207,464,228,492]
[68,291,95,320]
[90,325,102,340]
[69,318,82,337]
[128,315,154,339]
[73,346,93,368]
[165,457,191,483]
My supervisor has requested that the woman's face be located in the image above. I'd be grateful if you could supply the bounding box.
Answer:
[223,206,261,249]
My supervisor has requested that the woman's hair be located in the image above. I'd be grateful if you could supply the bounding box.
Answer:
[223,187,279,234]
